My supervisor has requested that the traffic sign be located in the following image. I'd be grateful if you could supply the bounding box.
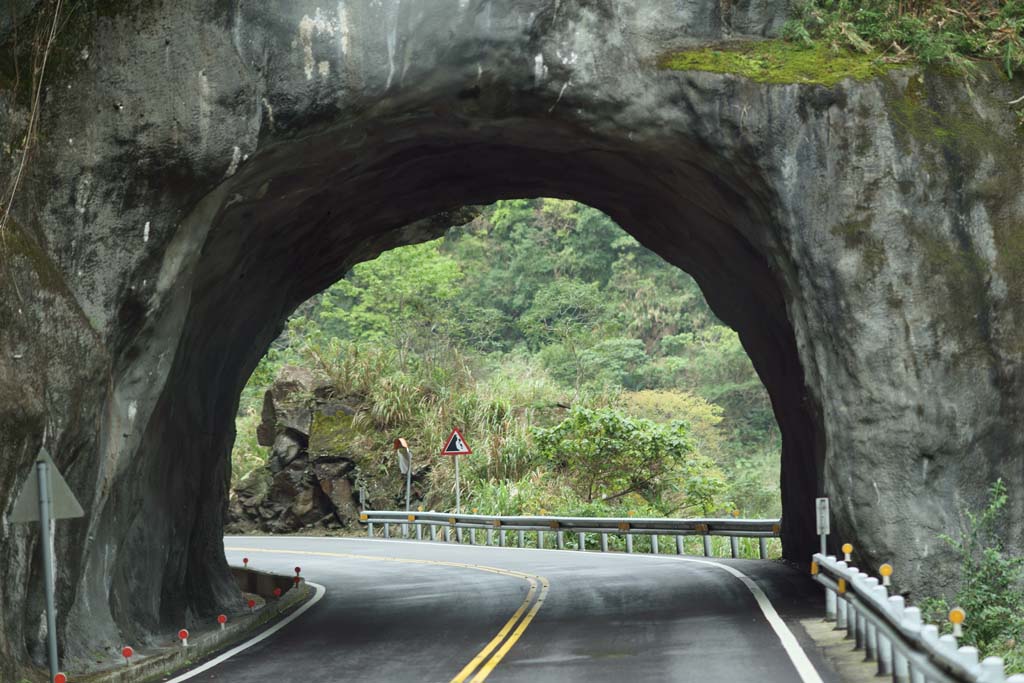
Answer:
[11,449,84,523]
[440,428,472,455]
[815,497,830,536]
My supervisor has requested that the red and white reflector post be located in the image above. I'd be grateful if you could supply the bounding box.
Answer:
[218,614,227,630]
[273,587,282,599]
[54,673,67,683]
[294,566,302,576]
[247,598,256,613]
[242,557,249,567]
[122,646,134,666]
[178,629,189,647]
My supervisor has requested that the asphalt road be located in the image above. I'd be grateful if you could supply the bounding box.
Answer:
[173,536,839,682]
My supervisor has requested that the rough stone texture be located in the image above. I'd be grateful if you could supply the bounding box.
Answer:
[228,366,414,535]
[1,0,1023,678]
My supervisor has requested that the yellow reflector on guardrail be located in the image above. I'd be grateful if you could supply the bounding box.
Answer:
[549,521,560,529]
[879,563,893,586]
[618,522,630,532]
[772,523,780,534]
[407,514,416,522]
[949,607,965,624]
[810,561,819,576]
[449,517,457,525]
[492,520,502,527]
[837,578,847,594]
[359,513,368,521]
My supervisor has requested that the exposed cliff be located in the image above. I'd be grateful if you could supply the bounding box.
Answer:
[1,0,1023,678]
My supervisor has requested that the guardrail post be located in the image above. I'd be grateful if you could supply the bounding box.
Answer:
[822,556,838,622]
[626,533,633,553]
[577,532,586,551]
[601,533,609,552]
[872,585,892,676]
[729,537,739,558]
[368,521,375,537]
[384,523,391,539]
[937,633,958,664]
[846,595,857,641]
[498,528,506,547]
[676,535,684,555]
[902,607,923,683]
[956,646,979,675]
[862,577,879,661]
[431,524,438,541]
[980,657,1005,683]
[835,560,848,629]
[403,522,409,538]
[652,534,659,554]
[468,527,475,545]
[486,529,493,546]
[887,595,908,683]
[759,537,768,559]
[557,530,565,550]
[518,530,525,547]
[702,535,711,557]
[537,530,545,549]
[416,522,423,540]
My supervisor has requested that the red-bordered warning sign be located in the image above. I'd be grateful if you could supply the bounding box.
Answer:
[440,428,472,456]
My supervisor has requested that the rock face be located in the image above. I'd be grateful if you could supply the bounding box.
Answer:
[1,0,1023,677]
[227,366,414,534]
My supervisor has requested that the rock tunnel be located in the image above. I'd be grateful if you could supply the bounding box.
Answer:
[2,0,1023,676]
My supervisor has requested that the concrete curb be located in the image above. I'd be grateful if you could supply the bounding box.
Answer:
[73,571,313,683]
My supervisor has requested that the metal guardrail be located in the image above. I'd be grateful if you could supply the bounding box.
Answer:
[360,510,781,558]
[812,553,1024,683]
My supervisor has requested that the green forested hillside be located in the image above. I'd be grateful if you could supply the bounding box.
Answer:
[233,199,781,519]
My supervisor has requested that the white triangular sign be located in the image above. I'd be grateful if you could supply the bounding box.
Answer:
[10,448,85,523]
[440,428,472,455]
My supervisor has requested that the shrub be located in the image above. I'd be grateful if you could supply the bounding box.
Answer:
[917,479,1024,673]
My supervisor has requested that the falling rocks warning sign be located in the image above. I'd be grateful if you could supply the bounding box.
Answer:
[440,428,472,455]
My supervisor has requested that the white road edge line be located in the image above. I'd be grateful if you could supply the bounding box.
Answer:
[225,537,825,683]
[676,557,826,683]
[164,581,326,682]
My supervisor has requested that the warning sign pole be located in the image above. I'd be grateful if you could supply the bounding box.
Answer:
[440,429,473,516]
[455,455,461,514]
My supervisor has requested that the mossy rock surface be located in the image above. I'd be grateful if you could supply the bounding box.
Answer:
[659,41,898,86]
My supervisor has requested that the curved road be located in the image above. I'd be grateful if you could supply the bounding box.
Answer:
[176,536,838,682]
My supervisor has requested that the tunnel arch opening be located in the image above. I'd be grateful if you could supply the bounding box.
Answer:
[102,116,824,641]
[227,197,786,537]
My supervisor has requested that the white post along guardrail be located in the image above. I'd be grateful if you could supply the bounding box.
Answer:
[360,510,780,558]
[812,553,1024,683]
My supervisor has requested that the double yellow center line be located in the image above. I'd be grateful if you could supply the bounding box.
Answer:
[226,546,549,682]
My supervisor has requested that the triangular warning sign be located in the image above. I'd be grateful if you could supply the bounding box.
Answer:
[10,448,85,524]
[440,428,472,456]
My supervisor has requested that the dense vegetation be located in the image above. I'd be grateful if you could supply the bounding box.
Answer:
[233,199,782,524]
[784,0,1024,77]
[918,480,1024,672]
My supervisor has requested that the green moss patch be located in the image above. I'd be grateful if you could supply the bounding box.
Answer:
[658,41,898,86]
[308,408,357,457]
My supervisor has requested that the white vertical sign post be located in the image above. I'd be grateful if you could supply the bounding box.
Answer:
[815,497,830,556]
[440,428,473,515]
[11,448,85,681]
[394,438,413,512]
[394,438,413,538]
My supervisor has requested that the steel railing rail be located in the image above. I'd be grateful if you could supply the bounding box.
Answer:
[359,510,781,558]
[812,553,1024,683]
